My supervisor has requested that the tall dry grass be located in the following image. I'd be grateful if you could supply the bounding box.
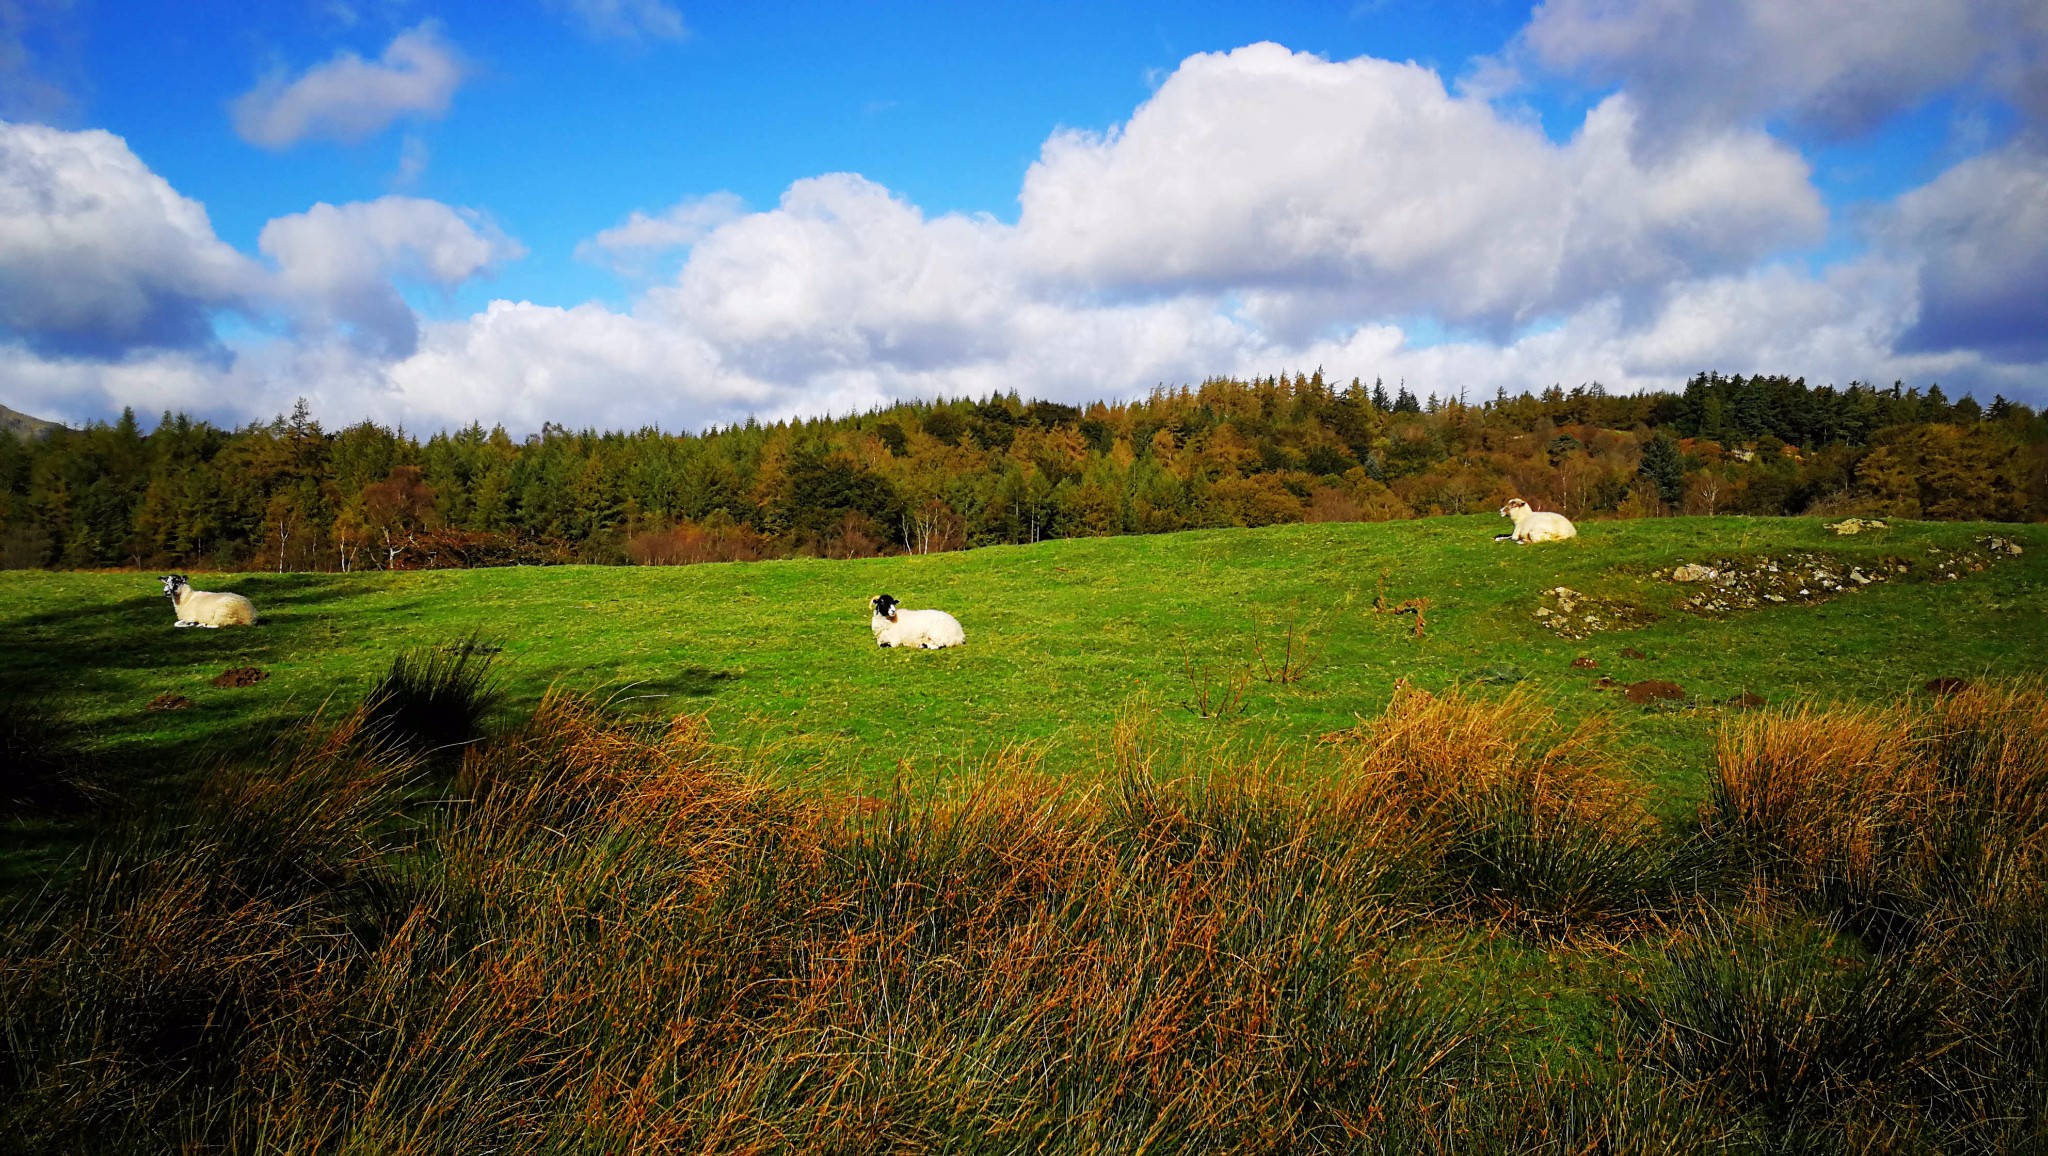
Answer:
[4,680,2042,1152]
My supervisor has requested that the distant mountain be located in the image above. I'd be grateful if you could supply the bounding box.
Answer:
[1,403,63,439]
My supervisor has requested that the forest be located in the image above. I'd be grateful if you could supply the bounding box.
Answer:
[1,371,2042,572]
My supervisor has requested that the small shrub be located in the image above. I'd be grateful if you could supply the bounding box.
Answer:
[362,632,503,755]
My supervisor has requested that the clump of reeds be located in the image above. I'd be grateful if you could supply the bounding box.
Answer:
[1689,682,2048,1146]
[1326,683,1670,938]
[361,632,503,755]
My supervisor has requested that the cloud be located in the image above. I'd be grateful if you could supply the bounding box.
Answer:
[575,192,744,274]
[258,195,525,357]
[0,120,260,356]
[1514,0,2048,137]
[11,40,2048,435]
[0,0,82,123]
[1884,142,2048,362]
[231,23,464,149]
[544,0,687,42]
[1015,43,1822,332]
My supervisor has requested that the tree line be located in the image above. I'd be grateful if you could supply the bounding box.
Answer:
[1,371,2042,572]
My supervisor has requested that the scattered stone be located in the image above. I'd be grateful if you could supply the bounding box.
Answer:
[1979,535,2024,556]
[1827,518,1888,535]
[1533,586,1660,640]
[1570,656,1599,669]
[211,666,269,688]
[146,693,192,711]
[1619,646,1647,660]
[1665,550,1918,616]
[1671,563,1719,583]
[1724,692,1768,710]
[1624,679,1686,703]
[1924,677,1971,695]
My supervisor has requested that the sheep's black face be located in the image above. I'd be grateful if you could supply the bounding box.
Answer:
[871,594,899,621]
[160,574,187,598]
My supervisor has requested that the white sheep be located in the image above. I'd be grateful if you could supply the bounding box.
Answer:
[1496,498,1578,544]
[160,573,258,628]
[869,593,965,649]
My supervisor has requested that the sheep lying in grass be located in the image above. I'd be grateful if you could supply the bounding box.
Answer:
[869,594,965,649]
[160,574,258,628]
[1496,499,1577,544]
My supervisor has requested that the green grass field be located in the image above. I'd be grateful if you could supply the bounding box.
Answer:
[6,516,2048,1152]
[4,514,2043,809]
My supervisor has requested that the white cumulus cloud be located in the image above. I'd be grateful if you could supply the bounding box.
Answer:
[1884,141,2048,362]
[231,23,465,149]
[1515,0,2048,136]
[575,192,745,274]
[259,195,525,357]
[1015,43,1823,332]
[0,120,261,356]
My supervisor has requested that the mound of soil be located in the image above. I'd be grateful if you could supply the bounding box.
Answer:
[1924,677,1972,695]
[1619,646,1648,660]
[1624,679,1686,703]
[211,666,269,688]
[1570,656,1598,669]
[146,693,192,712]
[1534,586,1660,640]
[1724,692,1768,710]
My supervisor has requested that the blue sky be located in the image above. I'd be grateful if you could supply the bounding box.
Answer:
[2,0,2044,431]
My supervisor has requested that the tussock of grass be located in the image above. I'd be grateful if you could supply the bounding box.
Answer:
[361,633,503,755]
[1327,683,1671,938]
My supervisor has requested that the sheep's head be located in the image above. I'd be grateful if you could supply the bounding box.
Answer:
[1500,499,1530,519]
[160,574,188,599]
[870,594,899,622]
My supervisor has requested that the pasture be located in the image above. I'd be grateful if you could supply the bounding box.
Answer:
[4,516,2047,1152]
[2,514,2041,807]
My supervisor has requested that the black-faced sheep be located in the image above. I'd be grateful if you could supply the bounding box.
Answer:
[160,574,258,628]
[869,594,965,649]
[1496,499,1577,544]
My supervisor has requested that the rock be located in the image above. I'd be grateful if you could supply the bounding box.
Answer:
[1827,518,1888,535]
[211,666,269,688]
[146,693,192,711]
[1671,563,1718,583]
[1624,679,1686,703]
[1980,535,2024,556]
[1594,676,1619,689]
[1765,593,1786,602]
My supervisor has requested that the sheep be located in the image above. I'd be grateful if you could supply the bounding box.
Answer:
[1495,498,1577,544]
[869,593,965,649]
[160,573,258,628]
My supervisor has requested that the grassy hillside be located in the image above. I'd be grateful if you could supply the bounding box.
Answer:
[5,516,2047,1152]
[4,515,2043,807]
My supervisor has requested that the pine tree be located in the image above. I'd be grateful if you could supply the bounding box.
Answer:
[1637,433,1684,508]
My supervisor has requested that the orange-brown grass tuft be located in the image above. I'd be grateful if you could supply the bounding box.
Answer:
[1323,683,1669,938]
